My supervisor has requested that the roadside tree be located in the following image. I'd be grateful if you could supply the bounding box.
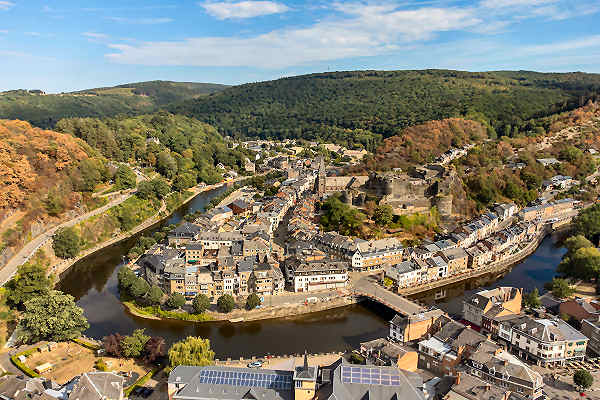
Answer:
[166,293,186,309]
[193,294,211,314]
[574,369,594,391]
[52,227,81,259]
[245,293,261,310]
[217,294,235,313]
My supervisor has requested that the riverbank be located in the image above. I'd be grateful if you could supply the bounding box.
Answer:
[54,181,236,283]
[398,229,549,296]
[122,294,358,324]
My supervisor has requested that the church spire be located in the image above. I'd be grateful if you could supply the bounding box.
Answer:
[303,350,309,371]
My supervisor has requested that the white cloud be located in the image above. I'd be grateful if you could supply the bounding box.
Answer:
[108,17,173,24]
[24,32,40,36]
[201,1,290,19]
[108,3,480,67]
[83,32,110,42]
[480,0,557,8]
[0,1,14,11]
[523,35,600,55]
[0,30,8,34]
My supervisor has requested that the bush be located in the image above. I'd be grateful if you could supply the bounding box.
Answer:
[95,358,109,371]
[166,293,186,309]
[52,227,81,259]
[349,353,365,365]
[193,294,211,314]
[217,294,235,313]
[245,293,261,310]
[10,348,41,377]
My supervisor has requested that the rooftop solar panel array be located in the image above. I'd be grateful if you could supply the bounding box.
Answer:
[196,369,293,390]
[340,366,403,386]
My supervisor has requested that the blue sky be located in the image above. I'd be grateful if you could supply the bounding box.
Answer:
[0,0,599,92]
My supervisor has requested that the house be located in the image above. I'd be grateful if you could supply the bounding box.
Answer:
[293,261,348,292]
[359,338,418,371]
[384,260,427,289]
[69,372,125,400]
[389,308,446,343]
[581,316,600,355]
[439,248,469,275]
[466,341,544,400]
[168,222,203,246]
[536,158,560,167]
[425,256,448,281]
[443,370,533,400]
[228,199,252,215]
[351,238,404,271]
[465,243,493,269]
[559,298,600,322]
[462,287,522,328]
[0,375,53,400]
[494,203,518,220]
[318,359,426,400]
[498,316,588,366]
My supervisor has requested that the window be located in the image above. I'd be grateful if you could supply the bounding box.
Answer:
[296,381,302,388]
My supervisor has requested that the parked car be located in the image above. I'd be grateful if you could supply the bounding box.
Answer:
[141,387,154,398]
[247,361,263,368]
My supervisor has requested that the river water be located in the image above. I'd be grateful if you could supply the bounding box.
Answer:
[57,188,567,359]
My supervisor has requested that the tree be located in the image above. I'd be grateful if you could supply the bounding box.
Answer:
[103,333,124,357]
[245,293,261,310]
[564,235,594,256]
[193,294,211,314]
[18,290,89,344]
[166,293,186,309]
[217,294,235,313]
[118,267,137,291]
[45,190,65,216]
[129,277,150,298]
[5,263,52,309]
[168,337,215,370]
[558,247,600,281]
[574,204,600,241]
[147,285,164,306]
[549,278,575,299]
[152,178,171,199]
[574,369,594,390]
[52,227,81,259]
[136,181,155,200]
[157,151,178,179]
[143,336,166,363]
[115,165,137,190]
[121,329,150,358]
[373,205,394,226]
[524,288,541,308]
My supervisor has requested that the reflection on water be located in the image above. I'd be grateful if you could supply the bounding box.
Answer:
[58,185,568,358]
[408,232,567,316]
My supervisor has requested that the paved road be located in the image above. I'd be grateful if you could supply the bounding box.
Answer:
[353,275,425,315]
[0,192,135,286]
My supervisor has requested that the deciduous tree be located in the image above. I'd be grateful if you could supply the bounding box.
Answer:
[193,294,211,314]
[217,294,235,313]
[52,227,81,259]
[5,263,52,309]
[168,337,214,370]
[166,293,186,309]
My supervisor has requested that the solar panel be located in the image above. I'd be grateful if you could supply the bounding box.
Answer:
[340,366,403,387]
[196,369,293,391]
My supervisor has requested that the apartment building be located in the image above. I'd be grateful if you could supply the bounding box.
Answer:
[439,247,469,275]
[581,316,600,355]
[249,263,285,296]
[466,340,544,400]
[519,198,578,222]
[463,287,522,328]
[389,308,446,343]
[498,316,588,367]
[351,238,404,271]
[384,259,427,289]
[559,298,600,322]
[293,261,348,292]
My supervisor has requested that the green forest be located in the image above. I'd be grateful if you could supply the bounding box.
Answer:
[171,70,600,149]
[0,81,228,129]
[56,112,250,186]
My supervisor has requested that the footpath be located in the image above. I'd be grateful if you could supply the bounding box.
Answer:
[0,191,134,286]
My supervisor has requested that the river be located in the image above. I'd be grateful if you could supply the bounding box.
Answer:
[57,188,567,359]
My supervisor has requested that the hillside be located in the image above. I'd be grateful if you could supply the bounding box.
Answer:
[361,118,487,170]
[0,81,228,129]
[171,70,600,149]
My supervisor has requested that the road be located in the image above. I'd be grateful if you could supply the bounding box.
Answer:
[353,274,425,315]
[0,191,135,286]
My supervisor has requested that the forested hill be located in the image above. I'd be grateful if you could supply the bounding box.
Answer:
[170,70,600,150]
[0,80,228,129]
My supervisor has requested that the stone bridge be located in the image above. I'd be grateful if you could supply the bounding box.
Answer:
[353,276,425,316]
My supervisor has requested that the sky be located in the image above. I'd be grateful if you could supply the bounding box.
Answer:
[0,0,599,92]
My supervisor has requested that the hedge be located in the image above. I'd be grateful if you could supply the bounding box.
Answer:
[72,338,101,351]
[10,347,41,377]
[124,367,162,397]
[123,301,213,322]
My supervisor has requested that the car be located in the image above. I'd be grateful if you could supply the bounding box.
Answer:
[133,387,145,396]
[141,387,154,398]
[247,361,263,368]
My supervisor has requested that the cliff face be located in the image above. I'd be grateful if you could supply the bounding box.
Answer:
[0,119,90,212]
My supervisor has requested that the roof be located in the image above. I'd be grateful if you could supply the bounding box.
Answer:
[69,372,124,400]
[169,366,294,400]
[325,362,425,400]
[169,222,203,238]
[501,315,588,342]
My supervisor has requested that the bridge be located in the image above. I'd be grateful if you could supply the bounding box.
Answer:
[353,276,425,316]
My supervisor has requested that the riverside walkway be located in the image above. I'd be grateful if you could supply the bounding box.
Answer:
[353,275,426,316]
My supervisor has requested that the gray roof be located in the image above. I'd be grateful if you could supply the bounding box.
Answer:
[169,222,203,238]
[69,372,124,400]
[169,366,294,400]
[325,362,425,400]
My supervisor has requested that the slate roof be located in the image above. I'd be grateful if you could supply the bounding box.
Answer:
[169,222,203,238]
[69,372,124,400]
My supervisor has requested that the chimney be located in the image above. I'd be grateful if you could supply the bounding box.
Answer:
[455,372,461,385]
[503,360,509,366]
[494,348,503,356]
[485,384,491,392]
